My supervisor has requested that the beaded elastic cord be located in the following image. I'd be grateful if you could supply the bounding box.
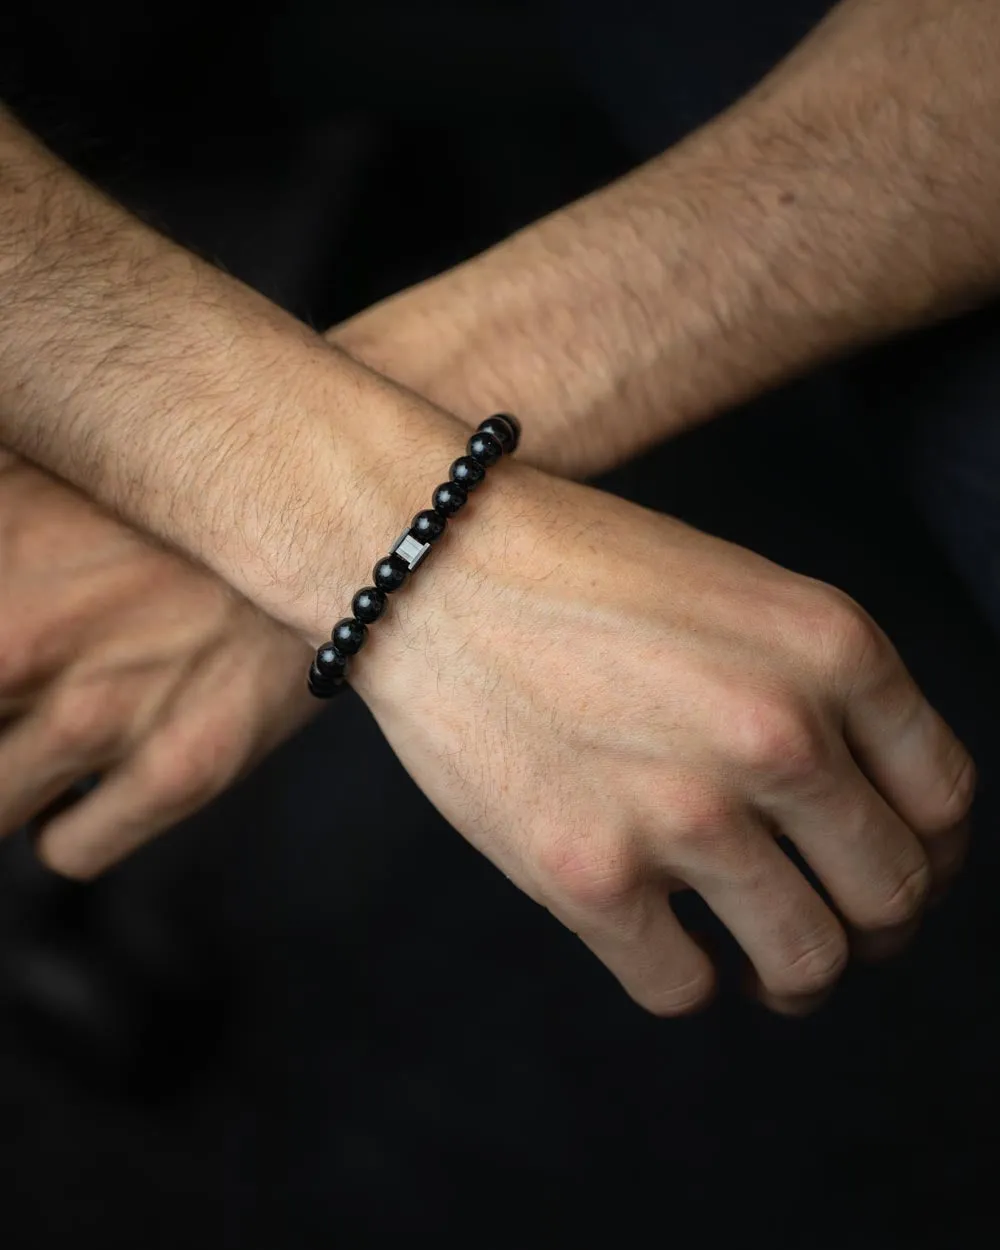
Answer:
[308,413,521,698]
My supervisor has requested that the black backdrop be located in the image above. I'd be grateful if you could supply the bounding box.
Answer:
[1,4,998,1247]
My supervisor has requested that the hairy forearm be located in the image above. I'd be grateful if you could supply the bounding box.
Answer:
[0,107,471,647]
[335,0,1000,478]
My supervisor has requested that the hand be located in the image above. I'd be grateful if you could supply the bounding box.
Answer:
[0,454,315,878]
[0,90,973,1012]
[355,467,974,1015]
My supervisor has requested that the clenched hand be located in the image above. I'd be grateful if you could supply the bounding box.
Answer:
[354,466,975,1014]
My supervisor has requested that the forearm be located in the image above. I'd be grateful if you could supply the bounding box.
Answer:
[0,107,470,647]
[335,0,1000,478]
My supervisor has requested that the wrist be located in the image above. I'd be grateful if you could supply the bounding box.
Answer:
[189,346,477,649]
[332,188,726,480]
[343,448,555,711]
[0,110,482,647]
[332,245,634,480]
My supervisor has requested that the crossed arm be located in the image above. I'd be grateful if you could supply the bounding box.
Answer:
[0,0,991,1014]
[336,0,1000,475]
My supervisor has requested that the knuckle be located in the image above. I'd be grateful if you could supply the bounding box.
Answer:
[927,751,977,834]
[47,688,118,757]
[538,838,639,915]
[832,599,880,662]
[769,927,849,998]
[725,695,825,785]
[667,793,735,859]
[868,860,932,931]
[142,733,225,807]
[640,968,716,1018]
[809,585,883,669]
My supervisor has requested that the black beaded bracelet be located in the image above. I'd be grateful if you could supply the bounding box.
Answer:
[308,413,521,698]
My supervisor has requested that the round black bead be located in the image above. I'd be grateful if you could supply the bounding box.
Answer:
[467,430,503,467]
[331,617,367,655]
[450,455,487,490]
[373,552,409,592]
[492,412,521,452]
[476,415,517,454]
[308,660,346,699]
[411,509,447,543]
[432,480,468,517]
[314,642,349,679]
[352,586,387,624]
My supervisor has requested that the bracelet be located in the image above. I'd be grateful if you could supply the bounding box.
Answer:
[308,413,521,698]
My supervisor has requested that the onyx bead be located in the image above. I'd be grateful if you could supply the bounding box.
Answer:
[308,660,346,698]
[450,455,487,490]
[314,642,349,679]
[476,415,517,455]
[467,430,503,467]
[331,617,367,655]
[352,586,387,624]
[411,509,447,543]
[432,480,468,517]
[373,552,409,592]
[495,412,521,452]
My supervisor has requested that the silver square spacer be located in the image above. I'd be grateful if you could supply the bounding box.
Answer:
[392,529,432,571]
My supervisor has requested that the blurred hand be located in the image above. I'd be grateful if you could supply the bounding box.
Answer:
[358,468,975,1014]
[0,453,315,877]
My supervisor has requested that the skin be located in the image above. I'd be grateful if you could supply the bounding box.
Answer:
[0,0,985,1013]
[332,0,1000,477]
[0,448,315,877]
[352,471,973,1014]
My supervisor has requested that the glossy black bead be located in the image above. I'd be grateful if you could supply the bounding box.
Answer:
[503,413,522,451]
[450,455,487,491]
[308,660,346,699]
[476,415,517,454]
[495,412,521,452]
[352,586,387,624]
[410,509,447,543]
[467,430,503,467]
[331,616,367,655]
[314,642,349,679]
[432,480,468,517]
[373,552,409,592]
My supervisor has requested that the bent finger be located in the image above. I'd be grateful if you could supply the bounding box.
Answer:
[545,868,716,1017]
[0,712,100,838]
[665,814,848,1015]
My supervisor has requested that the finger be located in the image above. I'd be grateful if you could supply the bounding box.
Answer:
[543,859,716,1016]
[666,815,848,1015]
[764,744,933,953]
[33,753,203,879]
[742,962,838,1018]
[0,711,97,838]
[845,631,976,862]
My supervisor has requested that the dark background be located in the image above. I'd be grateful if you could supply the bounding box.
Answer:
[1,3,998,1247]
